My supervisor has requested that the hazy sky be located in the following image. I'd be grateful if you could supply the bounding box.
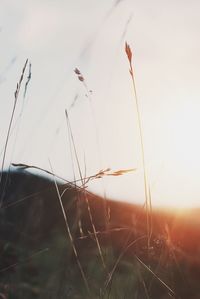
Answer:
[1,0,200,207]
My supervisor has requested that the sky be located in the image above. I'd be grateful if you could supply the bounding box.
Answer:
[1,0,200,208]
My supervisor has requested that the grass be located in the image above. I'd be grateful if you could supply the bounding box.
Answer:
[0,59,28,208]
[1,168,200,298]
[125,42,152,254]
[0,42,200,299]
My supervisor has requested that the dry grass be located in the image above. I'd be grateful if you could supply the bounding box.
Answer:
[125,42,153,253]
[0,59,28,207]
[1,40,199,299]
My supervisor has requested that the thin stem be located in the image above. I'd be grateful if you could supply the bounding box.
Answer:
[65,109,106,269]
[0,59,28,207]
[125,43,152,251]
[49,160,91,296]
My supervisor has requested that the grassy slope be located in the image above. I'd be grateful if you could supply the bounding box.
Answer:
[0,170,200,299]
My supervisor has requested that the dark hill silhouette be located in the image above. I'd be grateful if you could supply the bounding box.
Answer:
[0,169,200,298]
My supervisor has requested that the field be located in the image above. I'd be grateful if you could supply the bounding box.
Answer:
[1,3,200,297]
[0,169,200,299]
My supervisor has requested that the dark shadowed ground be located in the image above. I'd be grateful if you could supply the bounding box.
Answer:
[0,169,200,298]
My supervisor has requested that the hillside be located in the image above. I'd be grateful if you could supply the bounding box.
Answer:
[0,169,200,298]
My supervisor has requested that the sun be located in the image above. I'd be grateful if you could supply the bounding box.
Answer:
[148,100,200,208]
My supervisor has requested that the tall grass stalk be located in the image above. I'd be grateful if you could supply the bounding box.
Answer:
[0,59,28,207]
[125,42,152,251]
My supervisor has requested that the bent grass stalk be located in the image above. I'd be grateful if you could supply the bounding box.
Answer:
[73,68,111,236]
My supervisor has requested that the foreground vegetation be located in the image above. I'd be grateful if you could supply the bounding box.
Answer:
[0,169,200,299]
[1,42,200,298]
